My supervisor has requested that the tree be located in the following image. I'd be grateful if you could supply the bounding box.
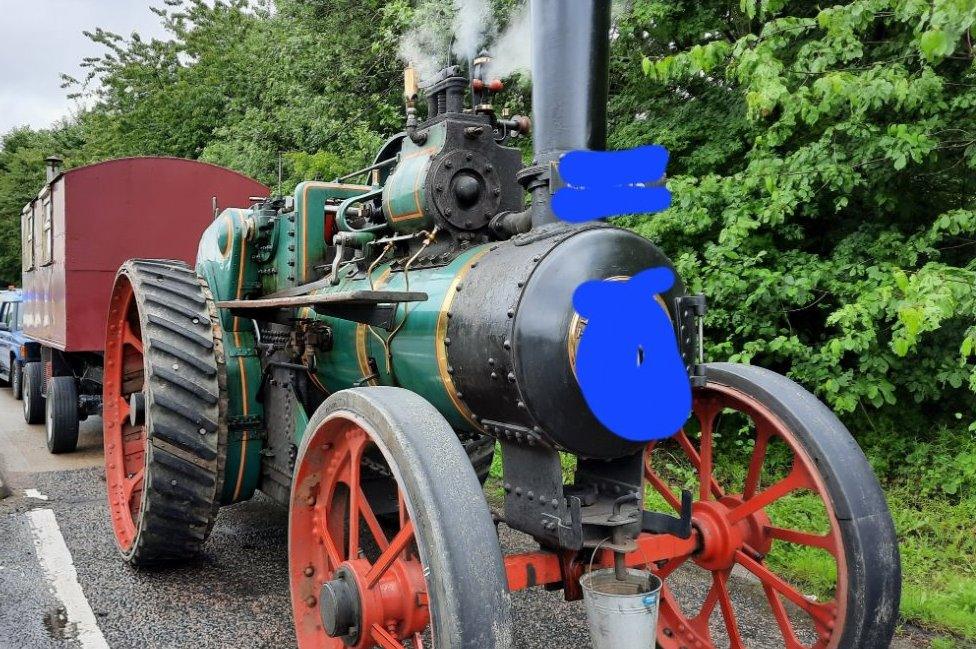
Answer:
[610,0,976,465]
[0,124,85,282]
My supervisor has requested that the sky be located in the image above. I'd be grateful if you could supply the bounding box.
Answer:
[0,0,171,134]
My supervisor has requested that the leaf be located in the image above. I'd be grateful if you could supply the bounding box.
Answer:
[894,269,910,293]
[898,307,924,336]
[962,336,975,358]
[919,29,950,61]
[641,56,653,77]
[893,338,910,356]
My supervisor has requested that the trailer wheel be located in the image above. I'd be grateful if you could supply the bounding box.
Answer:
[645,362,900,649]
[45,377,80,454]
[290,387,513,649]
[12,360,23,400]
[103,259,226,565]
[23,361,44,424]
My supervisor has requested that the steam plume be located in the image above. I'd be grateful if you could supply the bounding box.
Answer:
[485,5,530,79]
[398,0,629,84]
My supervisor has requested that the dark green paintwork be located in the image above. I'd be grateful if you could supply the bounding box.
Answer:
[381,124,445,233]
[197,208,264,504]
[195,126,483,502]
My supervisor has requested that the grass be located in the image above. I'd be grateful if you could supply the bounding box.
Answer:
[888,489,976,640]
[754,484,976,641]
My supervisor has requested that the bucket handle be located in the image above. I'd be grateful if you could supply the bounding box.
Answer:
[586,536,658,594]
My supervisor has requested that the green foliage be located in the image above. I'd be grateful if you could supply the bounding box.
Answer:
[890,488,976,639]
[931,639,960,649]
[620,0,976,448]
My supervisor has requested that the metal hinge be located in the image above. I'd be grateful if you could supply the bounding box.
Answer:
[675,294,707,388]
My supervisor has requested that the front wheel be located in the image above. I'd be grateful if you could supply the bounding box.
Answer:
[12,361,23,400]
[646,362,900,649]
[290,387,513,649]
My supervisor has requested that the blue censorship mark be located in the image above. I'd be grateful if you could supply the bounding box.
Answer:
[559,144,669,187]
[552,144,672,222]
[572,267,692,442]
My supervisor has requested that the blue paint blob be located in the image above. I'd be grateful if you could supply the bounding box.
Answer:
[572,268,692,442]
[552,145,672,223]
[559,145,669,187]
[552,185,671,222]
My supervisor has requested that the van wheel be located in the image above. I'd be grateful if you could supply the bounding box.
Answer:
[23,362,44,424]
[46,377,80,454]
[12,361,23,400]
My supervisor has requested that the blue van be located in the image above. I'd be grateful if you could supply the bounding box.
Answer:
[0,289,30,399]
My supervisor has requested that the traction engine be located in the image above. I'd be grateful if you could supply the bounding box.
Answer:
[102,1,901,647]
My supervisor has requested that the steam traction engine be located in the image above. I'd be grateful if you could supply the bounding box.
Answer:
[102,1,900,647]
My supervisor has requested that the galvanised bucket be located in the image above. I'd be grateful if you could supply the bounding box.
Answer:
[580,568,662,649]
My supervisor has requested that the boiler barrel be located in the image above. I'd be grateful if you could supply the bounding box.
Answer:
[310,225,684,458]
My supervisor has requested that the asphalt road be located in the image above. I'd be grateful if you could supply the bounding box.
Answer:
[0,389,928,649]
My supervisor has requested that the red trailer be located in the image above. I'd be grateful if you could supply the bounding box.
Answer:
[20,156,268,453]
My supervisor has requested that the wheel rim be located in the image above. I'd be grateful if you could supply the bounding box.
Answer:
[646,383,847,649]
[103,277,148,552]
[290,413,430,649]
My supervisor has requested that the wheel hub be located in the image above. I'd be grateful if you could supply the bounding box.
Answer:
[692,496,771,571]
[320,567,361,643]
[318,557,427,647]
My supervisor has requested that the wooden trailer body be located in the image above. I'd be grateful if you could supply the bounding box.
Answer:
[17,157,267,453]
[21,157,268,352]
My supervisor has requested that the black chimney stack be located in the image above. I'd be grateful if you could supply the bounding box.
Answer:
[528,0,612,225]
[488,0,613,236]
[530,0,611,163]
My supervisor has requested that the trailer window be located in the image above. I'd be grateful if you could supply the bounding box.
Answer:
[41,197,53,266]
[22,208,34,271]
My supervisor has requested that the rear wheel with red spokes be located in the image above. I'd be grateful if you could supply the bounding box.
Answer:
[290,387,513,649]
[103,259,226,565]
[646,363,900,649]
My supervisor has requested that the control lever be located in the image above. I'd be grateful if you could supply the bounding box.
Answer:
[641,489,693,539]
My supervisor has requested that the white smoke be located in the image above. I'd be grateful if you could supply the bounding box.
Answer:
[485,5,531,80]
[398,0,526,83]
[399,0,633,84]
[398,27,451,82]
[397,3,454,82]
[452,0,496,63]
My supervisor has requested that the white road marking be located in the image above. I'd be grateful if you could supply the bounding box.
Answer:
[25,488,49,500]
[26,508,110,649]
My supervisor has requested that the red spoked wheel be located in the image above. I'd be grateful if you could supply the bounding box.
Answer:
[290,387,512,649]
[645,363,900,649]
[104,259,225,564]
[104,277,147,550]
